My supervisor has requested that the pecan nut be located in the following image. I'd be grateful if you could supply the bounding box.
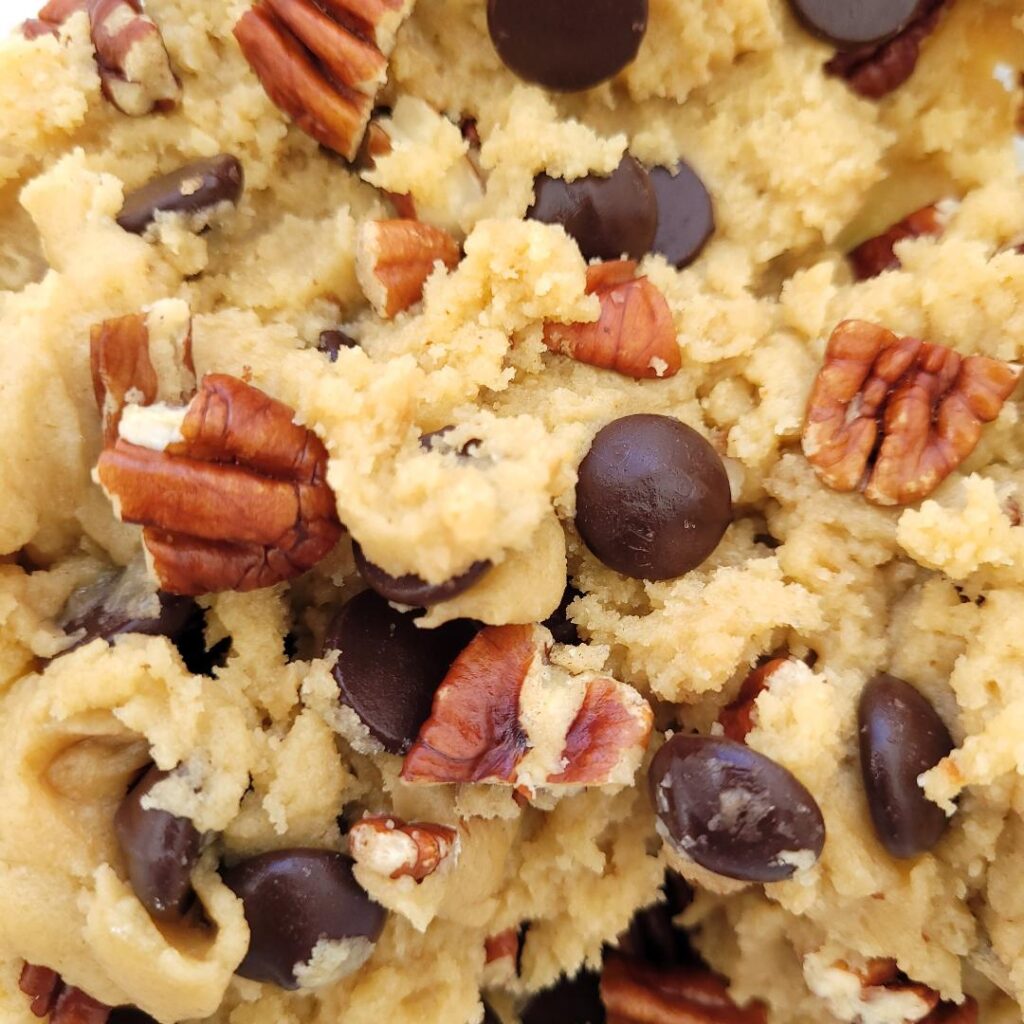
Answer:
[19,963,111,1024]
[233,0,415,161]
[849,201,956,281]
[600,952,767,1024]
[803,320,1020,506]
[21,0,85,39]
[356,218,461,319]
[400,624,652,795]
[348,814,459,881]
[717,657,789,743]
[543,260,680,380]
[825,0,949,99]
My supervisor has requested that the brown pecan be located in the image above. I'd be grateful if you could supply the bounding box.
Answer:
[543,260,680,380]
[923,997,978,1024]
[96,374,343,595]
[233,0,415,161]
[803,320,1020,506]
[356,218,461,319]
[717,657,789,743]
[19,963,111,1024]
[349,814,459,881]
[600,952,767,1024]
[21,0,85,39]
[849,201,954,281]
[485,928,520,965]
[401,624,652,794]
[825,0,949,99]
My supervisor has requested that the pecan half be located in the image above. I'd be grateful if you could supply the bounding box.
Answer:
[401,624,652,795]
[543,260,680,380]
[803,320,1020,505]
[849,201,956,281]
[19,963,111,1024]
[356,218,461,319]
[233,0,415,161]
[825,0,949,99]
[717,657,789,743]
[349,814,459,881]
[600,952,767,1024]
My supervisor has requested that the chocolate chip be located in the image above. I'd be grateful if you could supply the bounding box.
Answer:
[482,1006,501,1024]
[221,849,386,990]
[114,765,202,923]
[542,585,583,646]
[649,735,826,883]
[649,163,715,269]
[528,156,657,262]
[108,1009,158,1024]
[317,330,359,362]
[117,155,244,235]
[521,969,605,1024]
[487,0,648,92]
[787,0,921,48]
[616,870,696,968]
[352,542,492,608]
[575,415,732,581]
[858,674,954,859]
[324,590,477,753]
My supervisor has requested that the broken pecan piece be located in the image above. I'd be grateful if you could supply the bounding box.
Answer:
[401,624,652,796]
[600,952,767,1024]
[349,814,459,881]
[718,658,789,743]
[356,218,461,319]
[803,320,1020,505]
[21,0,85,39]
[19,963,111,1024]
[543,260,680,380]
[233,0,415,161]
[825,0,949,99]
[849,201,956,281]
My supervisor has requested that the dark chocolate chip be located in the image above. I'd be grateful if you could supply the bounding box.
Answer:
[649,734,826,883]
[575,415,732,581]
[482,1006,501,1024]
[787,0,921,49]
[221,849,386,990]
[487,0,647,92]
[352,542,492,608]
[108,1009,159,1024]
[117,155,244,235]
[114,765,202,923]
[858,674,954,859]
[520,969,605,1024]
[528,156,657,262]
[649,163,715,269]
[616,870,695,968]
[542,585,583,646]
[317,330,359,362]
[324,590,477,753]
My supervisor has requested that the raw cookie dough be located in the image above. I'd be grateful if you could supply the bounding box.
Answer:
[1,1,1024,1023]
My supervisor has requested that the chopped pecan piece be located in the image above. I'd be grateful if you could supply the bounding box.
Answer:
[401,624,652,796]
[718,657,789,743]
[19,963,111,1024]
[483,927,521,986]
[849,201,956,281]
[600,952,767,1024]
[233,0,415,161]
[349,814,459,881]
[356,218,461,319]
[21,0,85,39]
[923,998,978,1024]
[803,320,1020,505]
[543,260,680,380]
[825,0,949,99]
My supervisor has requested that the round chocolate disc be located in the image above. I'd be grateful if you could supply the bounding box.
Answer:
[487,0,649,92]
[649,163,715,269]
[324,590,477,753]
[787,0,921,49]
[575,415,732,581]
[352,542,492,608]
[528,156,657,262]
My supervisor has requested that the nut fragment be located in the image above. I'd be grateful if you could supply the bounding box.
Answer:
[401,624,652,796]
[356,218,461,319]
[718,657,789,743]
[825,0,949,99]
[21,0,85,39]
[19,963,111,1024]
[543,260,680,380]
[233,0,415,161]
[803,320,1020,506]
[600,951,767,1024]
[848,201,956,281]
[348,815,459,881]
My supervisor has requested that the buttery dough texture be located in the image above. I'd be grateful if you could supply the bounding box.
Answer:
[1,1,1024,1023]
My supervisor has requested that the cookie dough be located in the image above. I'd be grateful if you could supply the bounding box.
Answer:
[1,1,1024,1023]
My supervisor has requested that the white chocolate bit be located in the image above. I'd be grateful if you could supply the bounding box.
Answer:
[293,936,376,990]
[118,401,187,452]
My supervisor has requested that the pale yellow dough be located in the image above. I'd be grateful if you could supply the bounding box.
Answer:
[1,0,1024,1023]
